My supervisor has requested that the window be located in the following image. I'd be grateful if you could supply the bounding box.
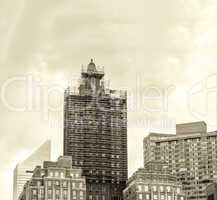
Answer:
[73,191,77,200]
[56,189,60,199]
[32,189,37,195]
[167,186,171,192]
[48,181,52,187]
[48,189,52,197]
[40,189,44,195]
[160,186,164,192]
[144,185,149,192]
[152,186,157,192]
[63,181,67,187]
[138,185,142,191]
[37,181,41,186]
[55,171,59,177]
[153,194,158,200]
[177,188,181,194]
[63,190,67,197]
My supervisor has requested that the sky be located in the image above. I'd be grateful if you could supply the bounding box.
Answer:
[1,0,217,199]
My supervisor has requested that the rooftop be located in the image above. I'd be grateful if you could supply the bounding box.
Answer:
[145,121,216,142]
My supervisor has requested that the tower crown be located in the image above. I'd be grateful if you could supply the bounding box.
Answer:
[79,59,104,95]
[87,59,97,73]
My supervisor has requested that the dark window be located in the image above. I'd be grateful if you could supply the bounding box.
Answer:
[208,194,214,200]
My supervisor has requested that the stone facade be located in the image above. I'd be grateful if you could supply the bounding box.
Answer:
[123,161,185,200]
[18,156,86,200]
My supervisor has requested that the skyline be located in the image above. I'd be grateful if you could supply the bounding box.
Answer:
[1,0,217,199]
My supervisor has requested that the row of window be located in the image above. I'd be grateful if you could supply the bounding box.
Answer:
[137,193,184,200]
[137,185,181,193]
[47,180,85,188]
[32,189,85,199]
[48,171,81,179]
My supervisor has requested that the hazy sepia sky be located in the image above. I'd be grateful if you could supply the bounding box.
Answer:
[1,0,217,199]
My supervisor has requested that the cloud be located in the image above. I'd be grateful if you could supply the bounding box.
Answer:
[1,0,217,199]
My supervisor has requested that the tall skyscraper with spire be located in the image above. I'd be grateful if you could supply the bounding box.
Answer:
[13,140,51,200]
[64,59,128,200]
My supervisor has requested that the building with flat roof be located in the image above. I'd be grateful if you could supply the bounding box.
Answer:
[64,60,128,200]
[144,121,217,200]
[123,161,185,200]
[18,156,86,200]
[13,140,51,200]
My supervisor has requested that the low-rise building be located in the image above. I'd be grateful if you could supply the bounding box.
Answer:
[18,156,86,200]
[123,161,185,200]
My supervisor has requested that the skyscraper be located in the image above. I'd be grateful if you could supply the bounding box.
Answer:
[13,140,51,200]
[64,59,128,200]
[143,121,217,200]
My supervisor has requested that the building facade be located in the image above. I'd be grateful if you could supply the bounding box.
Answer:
[18,156,86,200]
[64,59,128,200]
[123,161,185,200]
[13,140,51,200]
[144,121,217,200]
